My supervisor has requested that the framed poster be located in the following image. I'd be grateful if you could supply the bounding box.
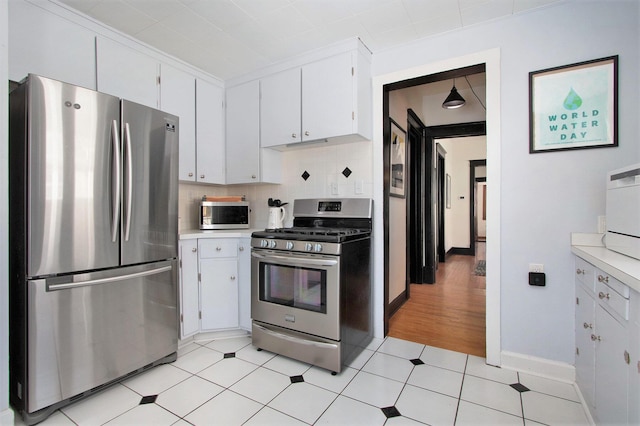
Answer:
[529,55,618,153]
[390,119,406,198]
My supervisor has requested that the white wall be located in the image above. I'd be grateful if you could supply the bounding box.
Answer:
[438,136,487,249]
[373,0,640,365]
[1,0,11,422]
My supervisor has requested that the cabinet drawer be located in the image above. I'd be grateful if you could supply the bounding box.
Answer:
[198,239,238,258]
[575,257,596,293]
[596,272,630,298]
[597,280,629,321]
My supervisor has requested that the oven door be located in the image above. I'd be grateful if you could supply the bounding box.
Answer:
[251,249,340,340]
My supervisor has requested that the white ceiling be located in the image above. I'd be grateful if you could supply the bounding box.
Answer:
[57,0,562,81]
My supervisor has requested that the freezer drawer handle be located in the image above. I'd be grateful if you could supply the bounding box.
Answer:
[111,119,121,242]
[47,265,172,291]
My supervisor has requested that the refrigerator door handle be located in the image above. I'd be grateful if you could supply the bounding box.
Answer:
[47,265,172,291]
[111,119,121,242]
[124,122,133,241]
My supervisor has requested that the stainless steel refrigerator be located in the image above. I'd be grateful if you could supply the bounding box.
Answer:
[9,74,179,424]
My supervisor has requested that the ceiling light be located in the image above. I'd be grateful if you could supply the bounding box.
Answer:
[442,79,466,109]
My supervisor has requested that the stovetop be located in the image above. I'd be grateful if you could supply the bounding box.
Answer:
[251,226,370,243]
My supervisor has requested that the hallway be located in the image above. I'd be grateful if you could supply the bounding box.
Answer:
[388,243,486,357]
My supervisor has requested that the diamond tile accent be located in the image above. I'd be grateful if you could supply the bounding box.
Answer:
[224,352,236,359]
[342,167,352,178]
[510,383,530,393]
[410,358,425,366]
[301,171,310,181]
[290,375,305,384]
[381,406,401,418]
[140,395,157,405]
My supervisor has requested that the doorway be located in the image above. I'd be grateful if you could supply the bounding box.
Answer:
[377,51,501,365]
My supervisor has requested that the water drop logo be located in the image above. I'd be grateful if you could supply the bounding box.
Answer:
[563,88,582,110]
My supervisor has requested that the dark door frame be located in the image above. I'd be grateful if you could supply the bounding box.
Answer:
[469,160,487,253]
[382,63,486,335]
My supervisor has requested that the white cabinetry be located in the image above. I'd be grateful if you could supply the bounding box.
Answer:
[226,81,281,184]
[194,79,225,184]
[179,240,200,338]
[574,256,632,425]
[178,236,251,338]
[8,0,96,89]
[260,49,371,149]
[96,37,159,108]
[160,64,197,182]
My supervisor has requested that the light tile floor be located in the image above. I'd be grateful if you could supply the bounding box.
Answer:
[14,336,591,425]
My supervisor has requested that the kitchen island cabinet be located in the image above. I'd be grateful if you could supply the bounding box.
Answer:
[572,234,640,425]
[178,231,254,339]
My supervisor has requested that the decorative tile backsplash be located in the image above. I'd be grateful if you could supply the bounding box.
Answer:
[178,140,373,231]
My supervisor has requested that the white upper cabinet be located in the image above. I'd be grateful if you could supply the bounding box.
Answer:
[259,44,372,150]
[8,0,96,89]
[195,79,225,184]
[96,37,160,109]
[261,68,302,147]
[160,64,197,181]
[226,80,281,184]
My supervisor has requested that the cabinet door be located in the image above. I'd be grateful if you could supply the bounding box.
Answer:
[302,52,353,142]
[161,64,196,182]
[8,0,96,89]
[575,285,596,407]
[96,37,159,108]
[226,81,260,184]
[179,240,200,338]
[261,68,302,147]
[196,79,225,184]
[237,238,252,331]
[200,258,239,330]
[595,307,629,425]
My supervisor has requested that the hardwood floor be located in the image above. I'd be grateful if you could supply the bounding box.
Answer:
[388,243,486,357]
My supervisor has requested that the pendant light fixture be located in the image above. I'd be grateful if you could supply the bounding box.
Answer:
[442,78,466,109]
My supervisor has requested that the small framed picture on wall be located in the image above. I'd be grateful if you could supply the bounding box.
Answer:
[390,118,406,198]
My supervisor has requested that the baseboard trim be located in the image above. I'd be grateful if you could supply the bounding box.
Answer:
[500,350,576,383]
[1,408,15,425]
[448,247,474,256]
[389,290,408,316]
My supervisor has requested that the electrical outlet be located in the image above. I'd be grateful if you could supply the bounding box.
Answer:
[330,182,339,195]
[355,180,364,194]
[529,263,544,273]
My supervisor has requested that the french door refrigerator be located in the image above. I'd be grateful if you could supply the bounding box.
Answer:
[9,74,179,425]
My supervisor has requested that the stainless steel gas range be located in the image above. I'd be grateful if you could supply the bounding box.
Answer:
[251,198,373,373]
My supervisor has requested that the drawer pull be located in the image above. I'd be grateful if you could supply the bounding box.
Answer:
[191,247,197,253]
[591,334,601,342]
[597,274,609,283]
[576,269,585,275]
[230,276,236,281]
[216,247,222,251]
[624,350,630,365]
[239,246,245,251]
[583,322,593,329]
[598,291,610,300]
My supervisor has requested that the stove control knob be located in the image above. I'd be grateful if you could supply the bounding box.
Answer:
[286,241,294,250]
[268,240,277,249]
[305,243,313,251]
[314,244,323,252]
[260,239,269,248]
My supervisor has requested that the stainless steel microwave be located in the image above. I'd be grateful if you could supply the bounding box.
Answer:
[200,201,250,230]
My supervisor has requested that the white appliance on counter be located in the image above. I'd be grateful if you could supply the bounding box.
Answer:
[606,163,640,260]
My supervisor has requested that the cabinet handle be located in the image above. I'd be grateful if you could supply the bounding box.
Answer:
[239,246,244,251]
[230,276,236,281]
[200,174,205,179]
[583,322,593,329]
[251,174,257,179]
[597,274,609,283]
[304,131,310,136]
[598,291,610,300]
[292,133,297,138]
[188,172,194,177]
[624,350,631,365]
[576,269,585,275]
[216,246,222,251]
[591,334,601,342]
[191,247,197,253]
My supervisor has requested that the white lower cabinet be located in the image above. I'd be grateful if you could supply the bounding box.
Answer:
[178,236,252,339]
[574,256,634,424]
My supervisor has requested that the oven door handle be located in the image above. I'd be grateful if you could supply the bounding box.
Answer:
[251,251,338,267]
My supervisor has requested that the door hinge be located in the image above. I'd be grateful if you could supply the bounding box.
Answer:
[180,314,183,323]
[198,272,201,282]
[157,75,161,85]
[199,311,202,320]
[576,347,580,356]
[351,67,354,76]
[576,297,579,305]
[179,259,182,268]
[352,111,355,120]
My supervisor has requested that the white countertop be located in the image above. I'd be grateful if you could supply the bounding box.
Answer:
[179,229,261,240]
[571,233,640,293]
